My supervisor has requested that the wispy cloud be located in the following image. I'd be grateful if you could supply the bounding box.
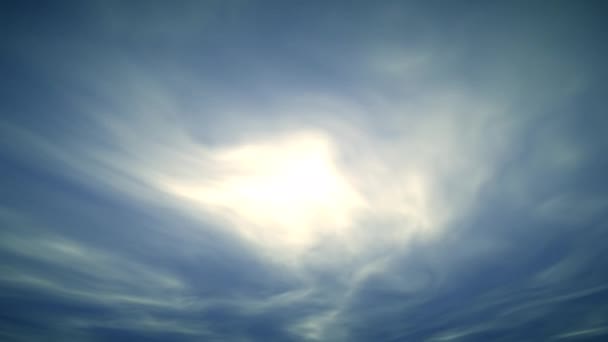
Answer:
[1,1,607,341]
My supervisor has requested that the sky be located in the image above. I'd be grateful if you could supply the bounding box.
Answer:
[1,1,608,341]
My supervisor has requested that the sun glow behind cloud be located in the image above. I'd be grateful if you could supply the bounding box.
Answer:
[140,104,489,265]
[161,131,366,254]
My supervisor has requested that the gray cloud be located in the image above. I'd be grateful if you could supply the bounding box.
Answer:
[1,1,607,341]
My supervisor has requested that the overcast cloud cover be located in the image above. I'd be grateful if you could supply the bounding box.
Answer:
[1,1,608,341]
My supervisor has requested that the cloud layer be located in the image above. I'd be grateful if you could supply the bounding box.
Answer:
[1,1,608,341]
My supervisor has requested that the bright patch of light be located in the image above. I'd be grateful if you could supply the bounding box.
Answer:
[163,131,365,251]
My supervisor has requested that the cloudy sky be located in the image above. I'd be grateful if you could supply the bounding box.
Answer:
[1,1,608,341]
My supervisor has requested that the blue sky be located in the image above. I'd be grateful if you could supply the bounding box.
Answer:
[1,1,608,341]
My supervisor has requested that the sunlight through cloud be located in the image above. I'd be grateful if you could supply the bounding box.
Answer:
[163,131,366,253]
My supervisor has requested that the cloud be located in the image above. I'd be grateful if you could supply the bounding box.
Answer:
[1,1,607,341]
